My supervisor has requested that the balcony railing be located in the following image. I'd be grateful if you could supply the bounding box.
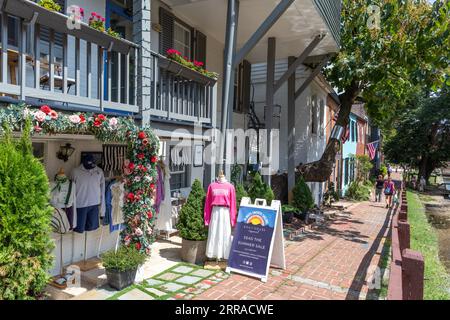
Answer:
[0,0,139,113]
[149,52,217,125]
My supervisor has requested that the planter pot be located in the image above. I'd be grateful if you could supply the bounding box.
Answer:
[294,211,307,221]
[180,239,207,265]
[158,56,218,86]
[282,211,294,224]
[105,268,137,291]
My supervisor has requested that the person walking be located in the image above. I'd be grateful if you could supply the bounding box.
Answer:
[383,177,395,208]
[374,175,384,202]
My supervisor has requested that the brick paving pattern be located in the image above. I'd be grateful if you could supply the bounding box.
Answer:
[195,201,393,300]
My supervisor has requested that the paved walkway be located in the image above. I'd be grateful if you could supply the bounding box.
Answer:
[195,200,394,300]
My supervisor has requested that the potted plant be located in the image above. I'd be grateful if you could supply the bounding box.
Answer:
[291,176,314,220]
[281,205,298,224]
[38,0,62,12]
[89,12,106,32]
[247,172,275,205]
[101,246,147,290]
[176,179,208,265]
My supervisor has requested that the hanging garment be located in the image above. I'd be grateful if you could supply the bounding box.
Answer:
[71,164,106,217]
[205,206,232,260]
[154,165,173,232]
[204,181,237,227]
[102,144,127,173]
[51,207,71,234]
[50,179,77,230]
[103,179,125,233]
[154,165,165,213]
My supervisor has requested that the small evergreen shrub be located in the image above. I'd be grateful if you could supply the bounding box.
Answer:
[101,246,147,272]
[235,183,248,210]
[292,176,314,212]
[247,173,275,205]
[176,179,208,241]
[346,181,372,201]
[0,121,54,300]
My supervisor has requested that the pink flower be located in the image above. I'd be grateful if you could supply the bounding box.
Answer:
[109,117,118,127]
[49,110,58,120]
[34,125,42,133]
[135,228,143,237]
[69,115,81,124]
[34,111,46,122]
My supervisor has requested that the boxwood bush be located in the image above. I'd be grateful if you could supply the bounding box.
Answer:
[101,246,147,272]
[0,121,54,300]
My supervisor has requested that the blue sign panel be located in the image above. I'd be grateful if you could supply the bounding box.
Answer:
[227,206,277,277]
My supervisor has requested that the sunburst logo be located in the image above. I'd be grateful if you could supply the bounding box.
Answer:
[246,214,265,226]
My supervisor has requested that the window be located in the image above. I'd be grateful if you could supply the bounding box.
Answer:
[354,121,358,143]
[173,21,191,58]
[344,158,349,185]
[233,60,251,113]
[311,96,318,134]
[169,146,189,191]
[319,99,325,136]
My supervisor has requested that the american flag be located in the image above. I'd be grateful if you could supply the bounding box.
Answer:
[341,125,350,143]
[367,141,379,160]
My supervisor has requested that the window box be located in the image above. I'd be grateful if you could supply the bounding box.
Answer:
[158,55,217,86]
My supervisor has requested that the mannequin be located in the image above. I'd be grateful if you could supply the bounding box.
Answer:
[154,159,173,233]
[71,154,105,234]
[50,167,77,230]
[204,170,237,260]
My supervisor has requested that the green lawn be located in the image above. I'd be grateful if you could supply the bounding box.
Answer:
[407,190,450,300]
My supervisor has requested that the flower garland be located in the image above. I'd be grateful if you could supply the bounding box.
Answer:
[0,104,160,255]
[166,49,219,80]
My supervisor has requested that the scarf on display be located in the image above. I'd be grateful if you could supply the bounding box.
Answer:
[52,175,68,192]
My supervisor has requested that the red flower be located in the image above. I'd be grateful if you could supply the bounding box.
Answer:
[40,105,51,114]
[166,49,181,56]
[79,114,86,123]
[150,156,158,163]
[127,193,135,202]
[97,114,106,121]
[128,162,135,170]
[93,120,102,127]
[142,138,149,146]
[137,153,145,160]
[147,211,153,219]
[135,242,142,251]
[138,131,147,139]
[150,183,155,190]
[194,60,204,67]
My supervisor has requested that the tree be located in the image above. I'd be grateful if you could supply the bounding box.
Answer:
[384,91,450,182]
[247,173,275,205]
[235,183,248,210]
[292,176,315,212]
[299,0,449,182]
[0,121,54,300]
[176,179,208,241]
[355,154,373,182]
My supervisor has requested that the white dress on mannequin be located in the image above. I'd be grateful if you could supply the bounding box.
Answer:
[155,165,173,232]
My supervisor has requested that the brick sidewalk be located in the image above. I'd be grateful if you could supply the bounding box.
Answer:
[195,201,393,300]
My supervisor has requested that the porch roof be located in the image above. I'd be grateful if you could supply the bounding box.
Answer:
[165,0,341,63]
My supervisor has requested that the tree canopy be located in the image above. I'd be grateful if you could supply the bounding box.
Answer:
[300,0,450,181]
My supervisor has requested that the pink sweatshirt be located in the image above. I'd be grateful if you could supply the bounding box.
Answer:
[204,181,237,227]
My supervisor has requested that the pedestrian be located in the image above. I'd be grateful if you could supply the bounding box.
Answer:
[383,177,395,208]
[419,176,426,192]
[387,165,393,178]
[411,175,417,189]
[374,175,384,202]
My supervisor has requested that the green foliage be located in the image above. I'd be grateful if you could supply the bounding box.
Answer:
[384,91,450,180]
[281,204,300,213]
[355,154,373,182]
[106,28,121,39]
[0,121,54,300]
[380,164,388,177]
[38,0,61,12]
[323,182,340,206]
[292,176,314,212]
[231,164,242,185]
[247,173,274,205]
[101,246,147,272]
[176,179,208,241]
[346,181,372,201]
[235,183,248,210]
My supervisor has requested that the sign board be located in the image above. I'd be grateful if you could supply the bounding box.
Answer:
[226,198,285,282]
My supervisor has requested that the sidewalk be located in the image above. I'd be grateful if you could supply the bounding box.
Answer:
[195,200,393,300]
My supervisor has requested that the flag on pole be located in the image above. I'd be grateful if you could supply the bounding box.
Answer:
[367,140,379,160]
[341,125,350,143]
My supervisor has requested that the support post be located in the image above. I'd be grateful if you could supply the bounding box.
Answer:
[264,37,276,186]
[398,220,410,254]
[402,249,424,300]
[294,54,331,100]
[287,56,296,199]
[219,0,239,177]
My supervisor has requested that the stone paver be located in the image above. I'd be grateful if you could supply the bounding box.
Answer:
[192,269,215,277]
[144,279,164,287]
[173,266,195,274]
[176,275,203,285]
[146,288,167,297]
[195,200,394,300]
[159,282,185,292]
[156,272,181,281]
[117,288,154,300]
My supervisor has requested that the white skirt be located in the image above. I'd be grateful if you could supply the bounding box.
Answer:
[206,206,232,260]
[155,198,173,232]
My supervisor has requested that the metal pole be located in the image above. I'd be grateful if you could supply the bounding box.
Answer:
[83,232,87,263]
[287,56,296,197]
[219,0,239,176]
[265,37,276,186]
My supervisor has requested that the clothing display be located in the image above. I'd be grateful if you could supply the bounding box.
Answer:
[204,178,236,260]
[154,165,165,213]
[51,207,72,234]
[50,176,77,230]
[74,205,100,233]
[71,157,106,233]
[103,179,125,233]
[154,163,173,232]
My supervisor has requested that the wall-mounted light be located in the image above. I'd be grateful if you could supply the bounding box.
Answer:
[57,143,75,162]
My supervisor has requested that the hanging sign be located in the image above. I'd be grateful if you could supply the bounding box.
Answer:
[226,198,285,282]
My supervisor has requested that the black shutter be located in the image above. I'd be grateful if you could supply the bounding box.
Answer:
[235,59,251,113]
[194,30,207,66]
[159,7,174,55]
